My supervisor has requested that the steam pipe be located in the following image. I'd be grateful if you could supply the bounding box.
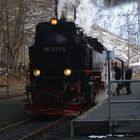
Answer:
[53,0,58,18]
[74,6,76,20]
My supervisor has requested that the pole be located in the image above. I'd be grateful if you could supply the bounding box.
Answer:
[6,48,9,104]
[126,13,130,66]
[106,50,112,134]
[107,51,111,85]
[137,0,140,61]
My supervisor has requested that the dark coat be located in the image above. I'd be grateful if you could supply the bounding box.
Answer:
[114,66,121,80]
[125,68,132,80]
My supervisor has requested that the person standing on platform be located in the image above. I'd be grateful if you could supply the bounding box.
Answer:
[114,62,122,95]
[125,66,132,95]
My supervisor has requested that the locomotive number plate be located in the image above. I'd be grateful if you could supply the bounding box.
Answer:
[44,47,65,52]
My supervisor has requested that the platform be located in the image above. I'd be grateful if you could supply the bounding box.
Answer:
[71,81,140,137]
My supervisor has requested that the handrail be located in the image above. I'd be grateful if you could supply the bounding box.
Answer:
[108,79,140,134]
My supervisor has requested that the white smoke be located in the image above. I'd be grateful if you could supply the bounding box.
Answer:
[57,0,97,34]
[75,0,97,34]
[57,0,77,19]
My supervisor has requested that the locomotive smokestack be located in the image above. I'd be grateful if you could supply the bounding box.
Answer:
[74,6,76,20]
[53,0,58,18]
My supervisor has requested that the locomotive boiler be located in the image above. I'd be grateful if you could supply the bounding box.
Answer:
[25,18,105,116]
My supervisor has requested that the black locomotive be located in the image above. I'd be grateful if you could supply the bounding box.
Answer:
[25,18,105,116]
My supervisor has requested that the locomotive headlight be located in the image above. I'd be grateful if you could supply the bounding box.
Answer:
[50,18,58,25]
[33,69,41,76]
[64,68,72,76]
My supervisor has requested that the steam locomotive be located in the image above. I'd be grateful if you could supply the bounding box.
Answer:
[25,18,106,116]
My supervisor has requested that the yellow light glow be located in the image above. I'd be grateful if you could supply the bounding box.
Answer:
[64,68,72,76]
[33,69,40,76]
[50,18,58,25]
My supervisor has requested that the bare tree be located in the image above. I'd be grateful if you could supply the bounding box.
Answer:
[0,0,53,70]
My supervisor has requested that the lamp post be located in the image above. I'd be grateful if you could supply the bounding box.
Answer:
[106,50,112,132]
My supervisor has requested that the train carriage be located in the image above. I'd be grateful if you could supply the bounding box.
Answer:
[25,18,105,116]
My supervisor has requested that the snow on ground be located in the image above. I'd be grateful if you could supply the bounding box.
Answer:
[57,0,140,63]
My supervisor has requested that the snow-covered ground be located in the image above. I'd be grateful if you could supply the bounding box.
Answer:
[57,0,140,64]
[90,24,140,64]
[94,1,139,44]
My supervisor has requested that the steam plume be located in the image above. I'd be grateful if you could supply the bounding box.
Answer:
[57,0,97,34]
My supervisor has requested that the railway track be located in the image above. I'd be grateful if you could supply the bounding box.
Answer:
[0,115,66,140]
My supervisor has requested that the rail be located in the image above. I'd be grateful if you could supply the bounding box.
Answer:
[19,117,65,140]
[0,116,38,132]
[0,115,65,140]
